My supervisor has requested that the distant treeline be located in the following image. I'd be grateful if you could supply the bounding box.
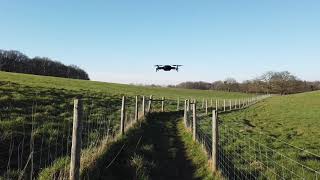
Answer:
[170,71,320,95]
[0,49,89,80]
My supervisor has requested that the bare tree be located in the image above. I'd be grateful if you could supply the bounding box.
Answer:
[269,71,298,95]
[224,78,240,92]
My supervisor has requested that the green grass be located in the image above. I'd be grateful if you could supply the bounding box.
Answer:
[221,91,320,155]
[177,121,219,180]
[0,71,252,179]
[199,91,320,179]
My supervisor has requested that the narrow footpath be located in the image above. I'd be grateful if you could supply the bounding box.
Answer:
[84,112,206,180]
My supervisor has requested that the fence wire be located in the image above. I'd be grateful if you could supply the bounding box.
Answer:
[0,95,145,179]
[185,95,320,180]
[217,124,320,180]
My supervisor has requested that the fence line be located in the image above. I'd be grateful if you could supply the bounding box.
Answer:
[1,95,163,179]
[1,94,183,179]
[1,94,271,179]
[183,95,320,179]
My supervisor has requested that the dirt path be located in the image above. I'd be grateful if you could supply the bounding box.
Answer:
[85,112,201,180]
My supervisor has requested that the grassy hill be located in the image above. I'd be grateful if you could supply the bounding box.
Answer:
[0,71,251,100]
[0,71,252,179]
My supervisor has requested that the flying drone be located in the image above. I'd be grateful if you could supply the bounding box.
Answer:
[154,65,183,72]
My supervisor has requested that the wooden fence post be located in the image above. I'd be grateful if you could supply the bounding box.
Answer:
[142,96,145,117]
[120,96,126,135]
[184,100,187,126]
[148,95,153,112]
[212,110,218,172]
[223,99,226,112]
[135,96,139,122]
[193,103,197,141]
[177,97,180,111]
[238,99,241,109]
[215,99,218,112]
[187,99,190,111]
[70,99,83,180]
[192,99,196,111]
[161,97,165,112]
[205,99,208,115]
[229,99,232,111]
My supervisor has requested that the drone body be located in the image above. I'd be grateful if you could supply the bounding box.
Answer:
[155,65,183,72]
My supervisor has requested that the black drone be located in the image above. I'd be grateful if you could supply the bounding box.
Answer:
[155,65,183,72]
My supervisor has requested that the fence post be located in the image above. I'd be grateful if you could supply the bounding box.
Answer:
[177,97,180,111]
[212,110,218,172]
[187,99,190,111]
[120,96,126,135]
[215,99,218,112]
[205,99,208,115]
[223,99,226,112]
[193,103,197,141]
[70,99,83,180]
[142,96,145,117]
[135,96,139,122]
[184,100,187,126]
[161,97,165,112]
[148,95,153,112]
[192,99,197,111]
[238,99,241,109]
[229,99,232,111]
[30,121,35,180]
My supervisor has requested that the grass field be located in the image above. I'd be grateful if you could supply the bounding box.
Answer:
[198,91,320,179]
[0,71,252,179]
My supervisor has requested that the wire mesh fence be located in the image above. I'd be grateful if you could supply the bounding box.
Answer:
[0,99,76,179]
[182,95,320,179]
[0,95,159,179]
[218,124,320,180]
[0,94,183,179]
[1,91,273,179]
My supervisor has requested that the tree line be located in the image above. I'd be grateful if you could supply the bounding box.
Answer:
[172,71,320,95]
[0,49,90,80]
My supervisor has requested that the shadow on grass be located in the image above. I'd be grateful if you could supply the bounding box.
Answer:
[82,111,202,180]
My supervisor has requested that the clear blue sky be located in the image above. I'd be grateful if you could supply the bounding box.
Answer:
[1,0,319,85]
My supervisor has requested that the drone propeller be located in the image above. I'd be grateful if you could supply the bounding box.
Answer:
[173,65,183,72]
